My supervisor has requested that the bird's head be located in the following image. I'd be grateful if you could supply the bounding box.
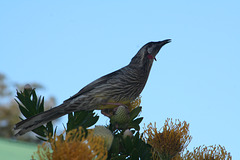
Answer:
[130,39,171,66]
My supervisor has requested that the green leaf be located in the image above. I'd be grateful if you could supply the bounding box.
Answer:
[132,117,143,125]
[15,88,56,140]
[132,134,152,160]
[67,113,75,131]
[16,90,24,100]
[36,136,47,141]
[54,126,58,136]
[109,137,120,155]
[130,148,139,160]
[32,126,47,137]
[39,97,44,113]
[46,121,53,136]
[16,101,31,118]
[128,117,143,130]
[23,88,31,97]
[133,132,140,144]
[82,115,99,128]
[110,155,127,160]
[123,136,133,154]
[66,110,99,132]
[20,89,35,114]
[129,107,142,120]
[36,96,41,111]
[74,111,88,124]
[128,123,139,131]
[32,89,37,106]
[30,89,38,114]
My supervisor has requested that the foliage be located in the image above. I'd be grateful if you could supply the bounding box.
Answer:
[0,73,56,141]
[15,86,99,140]
[15,86,232,160]
[15,88,54,140]
[66,110,99,132]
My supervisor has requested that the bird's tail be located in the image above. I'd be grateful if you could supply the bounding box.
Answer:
[14,104,67,136]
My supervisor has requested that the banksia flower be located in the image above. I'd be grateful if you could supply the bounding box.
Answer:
[183,145,232,160]
[33,127,107,160]
[143,119,192,160]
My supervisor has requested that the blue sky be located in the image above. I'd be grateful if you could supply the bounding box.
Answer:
[1,1,239,158]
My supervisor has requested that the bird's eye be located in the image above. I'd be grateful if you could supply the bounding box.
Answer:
[147,44,153,54]
[148,43,152,48]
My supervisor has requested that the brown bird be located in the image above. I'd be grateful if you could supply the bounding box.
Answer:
[14,39,171,136]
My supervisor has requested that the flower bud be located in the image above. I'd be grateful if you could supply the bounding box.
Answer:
[111,105,130,124]
[123,129,133,139]
[93,126,113,150]
[24,84,32,91]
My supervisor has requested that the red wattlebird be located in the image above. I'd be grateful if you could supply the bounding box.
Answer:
[14,39,171,136]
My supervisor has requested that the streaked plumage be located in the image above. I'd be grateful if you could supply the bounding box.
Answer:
[15,39,171,136]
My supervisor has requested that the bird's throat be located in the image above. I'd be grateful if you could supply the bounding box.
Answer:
[147,54,157,61]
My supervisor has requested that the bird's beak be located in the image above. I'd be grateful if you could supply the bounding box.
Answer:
[159,39,171,47]
[151,39,171,60]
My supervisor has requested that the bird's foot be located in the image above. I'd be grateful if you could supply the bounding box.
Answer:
[101,104,128,118]
[101,109,112,117]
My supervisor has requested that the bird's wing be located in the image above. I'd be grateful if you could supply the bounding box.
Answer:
[64,69,121,102]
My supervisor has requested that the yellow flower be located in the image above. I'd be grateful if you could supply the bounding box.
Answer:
[143,119,192,160]
[129,96,141,111]
[33,127,107,160]
[183,145,232,160]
